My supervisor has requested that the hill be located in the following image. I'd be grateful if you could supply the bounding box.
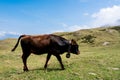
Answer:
[0,26,120,80]
[55,26,120,46]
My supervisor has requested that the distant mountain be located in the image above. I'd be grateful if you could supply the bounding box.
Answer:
[0,31,20,40]
[55,26,120,46]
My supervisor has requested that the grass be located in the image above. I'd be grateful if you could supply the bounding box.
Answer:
[0,26,120,80]
[0,39,120,80]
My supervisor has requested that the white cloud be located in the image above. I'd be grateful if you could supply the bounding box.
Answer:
[0,31,21,38]
[51,30,64,33]
[83,13,89,16]
[60,23,90,32]
[0,31,6,37]
[92,5,120,26]
[54,5,120,33]
[8,32,21,35]
[68,25,89,31]
[61,23,68,27]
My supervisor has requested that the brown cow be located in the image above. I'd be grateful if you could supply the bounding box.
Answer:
[11,34,80,71]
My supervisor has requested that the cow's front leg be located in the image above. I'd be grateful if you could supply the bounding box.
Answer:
[55,55,65,70]
[44,54,51,69]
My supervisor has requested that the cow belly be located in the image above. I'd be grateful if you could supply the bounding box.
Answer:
[30,47,49,55]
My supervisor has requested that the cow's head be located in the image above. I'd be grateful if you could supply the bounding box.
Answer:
[66,39,80,58]
[69,39,80,55]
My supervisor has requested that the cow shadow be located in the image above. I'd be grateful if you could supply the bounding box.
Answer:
[17,68,63,74]
[31,68,63,72]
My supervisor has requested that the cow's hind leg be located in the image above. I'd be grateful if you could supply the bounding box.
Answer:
[22,51,31,71]
[55,55,65,70]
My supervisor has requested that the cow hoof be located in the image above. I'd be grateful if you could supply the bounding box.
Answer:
[61,68,65,70]
[23,69,29,72]
[44,69,48,73]
[44,68,47,71]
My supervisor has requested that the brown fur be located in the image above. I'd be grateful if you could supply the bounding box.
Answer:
[11,34,80,71]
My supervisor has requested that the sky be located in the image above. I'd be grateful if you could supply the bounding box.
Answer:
[0,0,120,37]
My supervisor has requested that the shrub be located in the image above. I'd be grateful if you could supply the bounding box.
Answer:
[81,35,96,44]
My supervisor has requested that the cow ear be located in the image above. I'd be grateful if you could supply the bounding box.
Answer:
[69,40,72,44]
[70,39,76,45]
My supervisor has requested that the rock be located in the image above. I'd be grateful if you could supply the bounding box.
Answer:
[88,72,97,76]
[112,68,119,70]
[103,42,109,45]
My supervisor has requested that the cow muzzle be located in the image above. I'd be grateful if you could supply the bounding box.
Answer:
[77,51,80,55]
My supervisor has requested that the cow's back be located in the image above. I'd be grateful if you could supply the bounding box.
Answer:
[20,34,69,55]
[20,34,51,54]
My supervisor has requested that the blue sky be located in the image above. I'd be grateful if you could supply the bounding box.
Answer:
[0,0,120,36]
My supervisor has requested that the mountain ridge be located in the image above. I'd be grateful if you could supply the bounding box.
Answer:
[0,26,120,46]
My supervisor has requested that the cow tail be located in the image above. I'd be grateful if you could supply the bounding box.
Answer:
[11,35,25,52]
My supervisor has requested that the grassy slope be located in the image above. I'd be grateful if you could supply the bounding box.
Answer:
[0,26,120,80]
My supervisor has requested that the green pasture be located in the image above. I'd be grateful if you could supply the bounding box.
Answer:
[0,26,120,80]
